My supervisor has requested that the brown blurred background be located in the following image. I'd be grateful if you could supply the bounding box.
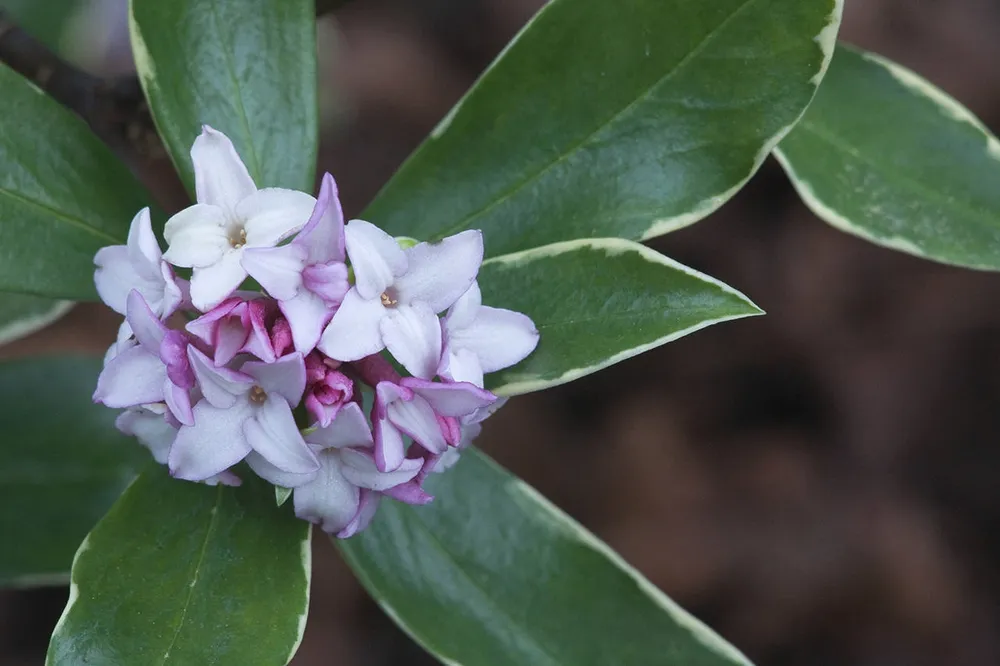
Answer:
[4,0,1000,664]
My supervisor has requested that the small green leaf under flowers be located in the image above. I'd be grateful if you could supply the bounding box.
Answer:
[46,467,311,666]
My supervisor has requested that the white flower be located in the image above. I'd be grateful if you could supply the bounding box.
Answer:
[162,126,316,311]
[438,282,539,388]
[319,220,483,378]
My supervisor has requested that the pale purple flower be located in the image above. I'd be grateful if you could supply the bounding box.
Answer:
[162,126,316,311]
[372,377,496,472]
[116,406,240,486]
[168,350,319,485]
[94,207,182,329]
[242,173,350,354]
[438,282,539,388]
[293,402,422,537]
[94,290,194,425]
[319,221,483,378]
[186,296,277,365]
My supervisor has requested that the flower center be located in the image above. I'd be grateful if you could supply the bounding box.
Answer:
[249,385,267,404]
[229,227,247,249]
[380,292,397,307]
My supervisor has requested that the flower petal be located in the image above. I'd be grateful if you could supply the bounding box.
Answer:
[280,290,333,355]
[402,377,496,418]
[125,290,166,353]
[238,298,276,363]
[336,489,380,539]
[387,394,447,454]
[240,188,316,247]
[339,448,421,491]
[344,219,406,299]
[451,306,540,373]
[241,244,307,301]
[443,281,482,331]
[373,413,407,472]
[393,230,483,312]
[126,207,164,280]
[94,245,139,315]
[242,352,306,406]
[305,402,373,451]
[380,302,442,380]
[169,401,253,481]
[191,125,256,212]
[383,480,434,505]
[318,288,386,362]
[93,346,166,408]
[244,396,318,473]
[438,347,484,387]
[115,407,176,464]
[162,204,228,268]
[297,173,345,264]
[187,346,253,409]
[245,450,317,488]
[164,379,194,426]
[293,453,360,534]
[302,262,349,304]
[189,250,247,311]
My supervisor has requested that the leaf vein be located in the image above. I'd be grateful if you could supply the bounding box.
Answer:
[158,485,224,665]
[0,187,120,244]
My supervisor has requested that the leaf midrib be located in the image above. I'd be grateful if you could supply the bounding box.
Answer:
[0,187,120,243]
[158,485,224,665]
[424,0,759,242]
[207,1,264,184]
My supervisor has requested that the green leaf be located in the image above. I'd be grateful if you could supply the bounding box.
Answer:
[339,449,752,666]
[129,0,318,193]
[0,293,73,346]
[0,357,147,587]
[0,63,157,300]
[47,467,311,666]
[775,45,1000,270]
[363,0,843,257]
[479,238,761,396]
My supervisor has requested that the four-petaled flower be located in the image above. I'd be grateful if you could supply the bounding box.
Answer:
[319,220,483,379]
[162,126,316,311]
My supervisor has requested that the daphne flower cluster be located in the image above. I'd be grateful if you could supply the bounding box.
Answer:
[93,126,539,537]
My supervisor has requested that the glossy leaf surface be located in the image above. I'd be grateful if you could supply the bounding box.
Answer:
[47,467,311,665]
[0,357,146,587]
[0,294,73,346]
[775,45,1000,270]
[129,0,318,192]
[0,63,155,300]
[340,449,752,666]
[479,239,761,396]
[364,0,842,257]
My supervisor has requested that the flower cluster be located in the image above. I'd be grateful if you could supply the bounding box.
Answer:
[93,126,539,537]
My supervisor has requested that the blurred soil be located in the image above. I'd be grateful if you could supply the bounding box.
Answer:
[4,1,1000,664]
